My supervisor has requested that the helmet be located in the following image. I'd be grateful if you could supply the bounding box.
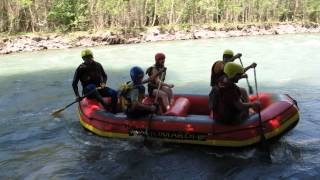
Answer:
[130,66,144,83]
[224,62,244,79]
[155,53,165,62]
[81,49,93,58]
[223,49,234,57]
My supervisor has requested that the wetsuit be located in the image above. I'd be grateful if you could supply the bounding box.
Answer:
[72,60,117,113]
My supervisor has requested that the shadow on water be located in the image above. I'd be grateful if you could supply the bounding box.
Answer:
[1,67,320,179]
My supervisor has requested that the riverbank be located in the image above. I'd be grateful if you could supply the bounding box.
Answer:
[1,22,319,55]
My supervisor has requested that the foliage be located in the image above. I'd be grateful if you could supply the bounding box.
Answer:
[0,0,319,33]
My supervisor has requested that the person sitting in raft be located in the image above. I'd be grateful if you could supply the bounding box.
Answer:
[209,49,256,110]
[119,66,157,119]
[213,62,260,124]
[72,49,118,113]
[145,53,174,112]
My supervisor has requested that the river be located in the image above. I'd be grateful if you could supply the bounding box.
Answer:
[1,33,320,179]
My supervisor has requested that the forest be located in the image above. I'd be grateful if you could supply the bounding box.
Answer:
[0,0,319,34]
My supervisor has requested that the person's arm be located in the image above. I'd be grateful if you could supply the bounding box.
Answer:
[159,82,174,88]
[130,89,156,112]
[145,67,166,84]
[230,53,242,61]
[72,67,81,98]
[234,100,260,112]
[152,68,174,88]
[244,63,257,72]
[148,67,164,81]
[132,101,156,112]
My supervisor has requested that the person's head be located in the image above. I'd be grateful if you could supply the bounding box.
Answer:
[222,49,234,62]
[224,62,245,83]
[81,49,94,62]
[130,66,144,85]
[155,53,165,68]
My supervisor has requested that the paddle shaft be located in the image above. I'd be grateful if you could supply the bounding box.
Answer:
[154,70,165,103]
[51,87,100,116]
[254,67,271,161]
[145,68,166,137]
[63,100,79,110]
[239,57,253,94]
[253,68,265,139]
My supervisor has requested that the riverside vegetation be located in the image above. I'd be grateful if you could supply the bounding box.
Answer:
[0,0,319,54]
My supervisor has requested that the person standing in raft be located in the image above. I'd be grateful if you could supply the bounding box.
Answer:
[72,49,118,113]
[119,66,157,118]
[214,62,260,124]
[145,53,174,113]
[209,49,256,110]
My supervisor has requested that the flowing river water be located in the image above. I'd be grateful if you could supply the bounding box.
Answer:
[0,33,320,179]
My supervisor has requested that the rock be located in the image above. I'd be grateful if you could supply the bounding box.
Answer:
[107,35,126,45]
[91,36,102,42]
[32,36,43,42]
[148,27,160,36]
[127,38,141,44]
[2,38,9,42]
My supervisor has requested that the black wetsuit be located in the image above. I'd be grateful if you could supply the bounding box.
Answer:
[72,60,118,113]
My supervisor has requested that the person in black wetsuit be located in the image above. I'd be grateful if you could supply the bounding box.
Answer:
[72,49,118,113]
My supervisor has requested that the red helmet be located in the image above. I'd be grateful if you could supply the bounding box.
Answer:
[155,53,165,62]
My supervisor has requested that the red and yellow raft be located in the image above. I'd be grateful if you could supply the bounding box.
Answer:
[78,92,299,147]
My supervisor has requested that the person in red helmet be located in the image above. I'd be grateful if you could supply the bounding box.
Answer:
[146,53,174,112]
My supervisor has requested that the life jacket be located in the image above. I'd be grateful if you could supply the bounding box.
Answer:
[214,83,242,123]
[146,65,166,96]
[118,81,145,111]
[146,65,166,82]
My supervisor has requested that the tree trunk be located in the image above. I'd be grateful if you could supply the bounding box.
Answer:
[152,0,158,26]
[169,0,174,25]
[29,6,35,32]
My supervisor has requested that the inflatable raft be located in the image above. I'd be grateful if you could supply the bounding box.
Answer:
[78,92,299,147]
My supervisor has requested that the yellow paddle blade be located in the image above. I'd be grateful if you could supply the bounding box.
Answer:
[50,107,66,117]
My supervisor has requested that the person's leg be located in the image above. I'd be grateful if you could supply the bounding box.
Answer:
[161,86,173,104]
[85,84,110,111]
[152,89,170,112]
[99,87,118,113]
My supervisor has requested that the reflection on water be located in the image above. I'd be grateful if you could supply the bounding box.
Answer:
[1,33,320,179]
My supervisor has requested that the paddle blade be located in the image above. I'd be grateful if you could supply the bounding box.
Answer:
[50,107,66,117]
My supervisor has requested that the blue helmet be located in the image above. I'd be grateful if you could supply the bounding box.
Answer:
[130,66,144,84]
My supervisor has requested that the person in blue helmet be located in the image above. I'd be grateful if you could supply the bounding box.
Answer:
[119,66,157,118]
[72,49,118,113]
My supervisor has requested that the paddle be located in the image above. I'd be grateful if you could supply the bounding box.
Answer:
[145,68,166,138]
[51,87,100,117]
[253,67,272,162]
[239,57,254,94]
